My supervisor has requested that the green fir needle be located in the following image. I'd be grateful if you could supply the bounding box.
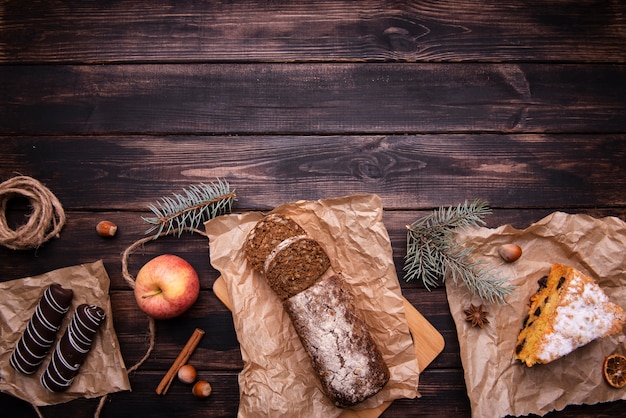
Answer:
[143,179,236,238]
[403,199,514,304]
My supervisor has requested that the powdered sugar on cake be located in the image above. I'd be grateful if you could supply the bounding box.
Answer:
[537,272,623,362]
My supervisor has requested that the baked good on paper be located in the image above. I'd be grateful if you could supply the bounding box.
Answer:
[246,214,390,407]
[284,274,390,407]
[244,214,306,273]
[515,264,626,367]
[10,284,73,375]
[264,235,331,300]
[41,304,106,392]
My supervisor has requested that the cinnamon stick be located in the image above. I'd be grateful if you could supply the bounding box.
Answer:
[156,328,205,395]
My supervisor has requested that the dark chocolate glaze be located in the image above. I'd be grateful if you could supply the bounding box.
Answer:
[41,304,105,392]
[10,284,73,374]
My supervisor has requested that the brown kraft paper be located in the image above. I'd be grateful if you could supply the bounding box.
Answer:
[446,211,626,417]
[0,260,131,406]
[205,194,420,418]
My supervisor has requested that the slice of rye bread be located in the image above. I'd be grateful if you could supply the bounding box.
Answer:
[264,235,331,300]
[245,214,306,273]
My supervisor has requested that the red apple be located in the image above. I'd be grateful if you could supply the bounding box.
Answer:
[134,254,200,319]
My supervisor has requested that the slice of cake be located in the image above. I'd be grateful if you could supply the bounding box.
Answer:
[515,264,625,367]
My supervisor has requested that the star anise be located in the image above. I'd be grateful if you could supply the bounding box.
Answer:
[464,304,489,328]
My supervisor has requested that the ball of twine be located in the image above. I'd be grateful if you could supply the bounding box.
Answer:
[0,175,66,250]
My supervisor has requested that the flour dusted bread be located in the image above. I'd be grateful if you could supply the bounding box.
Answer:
[245,214,389,407]
[515,264,626,367]
[285,274,390,407]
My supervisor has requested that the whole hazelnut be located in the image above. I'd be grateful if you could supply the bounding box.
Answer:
[96,220,117,237]
[498,244,522,263]
[192,380,212,399]
[177,364,197,384]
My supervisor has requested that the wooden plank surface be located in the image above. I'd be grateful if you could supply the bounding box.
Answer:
[0,135,625,210]
[1,1,625,417]
[2,64,625,135]
[1,0,624,63]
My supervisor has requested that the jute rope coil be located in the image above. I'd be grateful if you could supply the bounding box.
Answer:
[0,176,66,250]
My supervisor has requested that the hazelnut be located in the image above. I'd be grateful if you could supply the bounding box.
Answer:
[498,244,522,263]
[192,380,212,399]
[96,220,117,237]
[177,364,197,384]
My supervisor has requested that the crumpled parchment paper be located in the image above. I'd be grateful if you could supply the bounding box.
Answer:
[446,211,626,418]
[205,194,420,418]
[0,260,131,406]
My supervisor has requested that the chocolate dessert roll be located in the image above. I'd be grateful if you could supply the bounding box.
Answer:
[41,304,105,392]
[10,284,73,375]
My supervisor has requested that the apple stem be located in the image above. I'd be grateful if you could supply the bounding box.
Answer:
[141,289,163,299]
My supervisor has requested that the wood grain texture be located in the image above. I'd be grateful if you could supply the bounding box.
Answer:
[1,0,624,63]
[1,1,625,416]
[1,135,625,210]
[1,64,625,135]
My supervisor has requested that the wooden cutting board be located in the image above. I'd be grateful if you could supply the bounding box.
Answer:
[213,276,444,418]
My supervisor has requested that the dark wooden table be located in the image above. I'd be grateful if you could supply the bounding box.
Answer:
[1,2,625,417]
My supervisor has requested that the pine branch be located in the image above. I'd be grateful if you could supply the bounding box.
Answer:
[142,179,236,238]
[403,199,514,304]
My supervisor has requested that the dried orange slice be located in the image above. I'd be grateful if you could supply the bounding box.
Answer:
[603,354,626,388]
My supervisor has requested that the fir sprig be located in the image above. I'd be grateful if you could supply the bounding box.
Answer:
[403,200,514,304]
[143,179,236,238]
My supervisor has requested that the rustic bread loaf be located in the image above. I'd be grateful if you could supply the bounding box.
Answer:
[245,214,389,408]
[10,284,73,375]
[284,274,390,407]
